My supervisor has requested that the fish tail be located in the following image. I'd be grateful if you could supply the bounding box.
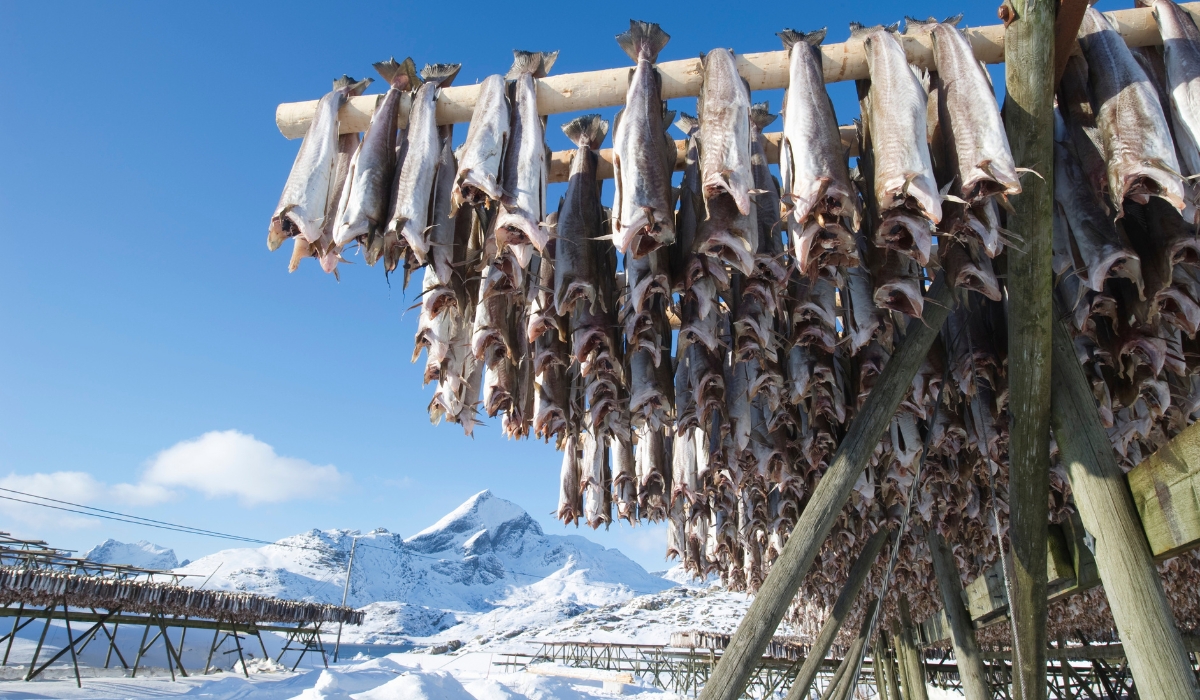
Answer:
[750,102,777,130]
[507,50,560,79]
[777,28,827,50]
[374,57,419,90]
[562,114,609,150]
[848,22,880,39]
[943,13,964,25]
[903,16,939,34]
[615,20,671,64]
[662,104,676,127]
[421,62,462,88]
[333,75,373,96]
[674,113,699,137]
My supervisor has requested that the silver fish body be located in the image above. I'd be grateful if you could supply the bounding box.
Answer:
[699,48,754,216]
[270,77,371,250]
[453,75,510,209]
[612,21,676,257]
[554,115,609,315]
[389,81,442,270]
[858,25,942,223]
[1078,6,1185,214]
[1150,0,1200,178]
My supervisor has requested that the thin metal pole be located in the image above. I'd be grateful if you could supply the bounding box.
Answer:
[333,537,358,663]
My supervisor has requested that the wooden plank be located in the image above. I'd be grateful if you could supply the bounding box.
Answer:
[693,277,955,700]
[1048,306,1200,700]
[273,3,1198,139]
[547,125,858,184]
[1127,420,1200,559]
[963,526,1075,625]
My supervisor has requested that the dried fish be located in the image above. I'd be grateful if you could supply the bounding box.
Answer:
[270,75,372,251]
[612,21,676,257]
[555,115,609,315]
[699,48,754,215]
[495,50,559,265]
[453,74,510,209]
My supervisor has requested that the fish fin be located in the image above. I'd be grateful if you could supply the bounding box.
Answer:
[887,21,901,33]
[674,113,700,137]
[849,22,884,38]
[616,20,670,64]
[562,114,609,150]
[421,62,462,88]
[662,107,677,127]
[750,102,777,129]
[778,28,827,51]
[943,193,969,204]
[374,57,419,90]
[1015,166,1045,181]
[334,75,373,96]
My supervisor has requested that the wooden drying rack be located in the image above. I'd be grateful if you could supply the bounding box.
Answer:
[272,3,1196,182]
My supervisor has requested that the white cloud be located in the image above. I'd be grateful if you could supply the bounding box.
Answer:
[0,431,344,529]
[141,430,344,505]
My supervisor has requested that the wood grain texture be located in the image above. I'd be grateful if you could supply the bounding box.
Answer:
[1127,420,1200,559]
[693,277,953,700]
[896,597,929,700]
[927,529,989,700]
[1050,307,1200,699]
[1002,0,1057,694]
[784,527,892,700]
[273,3,1198,139]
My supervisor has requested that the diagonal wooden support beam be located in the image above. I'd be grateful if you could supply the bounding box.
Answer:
[1054,0,1092,83]
[1049,304,1200,699]
[927,528,989,700]
[695,276,954,700]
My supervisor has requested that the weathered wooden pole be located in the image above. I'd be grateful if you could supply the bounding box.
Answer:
[895,596,929,700]
[925,528,990,700]
[785,527,893,700]
[818,653,851,700]
[1002,0,1056,693]
[877,635,902,700]
[695,277,953,700]
[819,598,879,700]
[1049,306,1200,699]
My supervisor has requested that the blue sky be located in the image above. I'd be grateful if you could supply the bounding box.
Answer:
[0,0,1065,571]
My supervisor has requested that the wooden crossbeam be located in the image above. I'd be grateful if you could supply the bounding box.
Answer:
[1127,420,1200,559]
[273,3,1197,140]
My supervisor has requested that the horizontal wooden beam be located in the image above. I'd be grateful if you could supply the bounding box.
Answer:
[273,3,1193,139]
[1127,420,1200,559]
[0,605,327,634]
[547,125,858,184]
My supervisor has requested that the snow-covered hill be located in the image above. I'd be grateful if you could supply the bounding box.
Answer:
[84,538,180,569]
[167,490,671,640]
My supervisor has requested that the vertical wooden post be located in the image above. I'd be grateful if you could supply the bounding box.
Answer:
[785,527,893,700]
[896,597,928,700]
[926,528,990,700]
[1002,0,1056,694]
[1049,308,1200,699]
[696,278,954,700]
[878,634,902,700]
[835,597,880,700]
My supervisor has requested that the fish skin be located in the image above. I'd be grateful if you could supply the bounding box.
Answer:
[335,58,417,249]
[291,131,359,276]
[778,29,860,228]
[872,247,925,318]
[270,76,372,251]
[495,50,559,260]
[859,26,942,223]
[673,114,703,291]
[471,276,514,368]
[387,63,462,274]
[558,434,582,524]
[612,21,676,257]
[725,359,755,452]
[581,431,611,528]
[630,347,671,429]
[612,437,638,523]
[699,49,754,216]
[695,192,758,276]
[634,425,669,522]
[748,103,783,256]
[917,21,1020,201]
[1150,0,1200,177]
[941,237,1002,301]
[1053,111,1145,297]
[426,127,460,290]
[554,115,609,316]
[453,74,510,209]
[1078,6,1186,215]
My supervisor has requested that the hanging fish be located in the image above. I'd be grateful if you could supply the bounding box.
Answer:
[1077,6,1186,215]
[453,74,510,209]
[612,20,676,257]
[699,48,754,216]
[558,434,582,524]
[581,431,611,528]
[778,28,861,229]
[1148,0,1200,181]
[336,58,418,254]
[495,50,559,266]
[554,115,609,315]
[908,17,1020,202]
[385,63,462,277]
[854,23,942,223]
[270,75,372,251]
[290,129,359,276]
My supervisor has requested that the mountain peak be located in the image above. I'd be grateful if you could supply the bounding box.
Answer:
[404,490,541,554]
[84,539,179,570]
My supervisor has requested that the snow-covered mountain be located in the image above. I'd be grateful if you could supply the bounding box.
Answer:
[169,490,671,640]
[84,539,179,570]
